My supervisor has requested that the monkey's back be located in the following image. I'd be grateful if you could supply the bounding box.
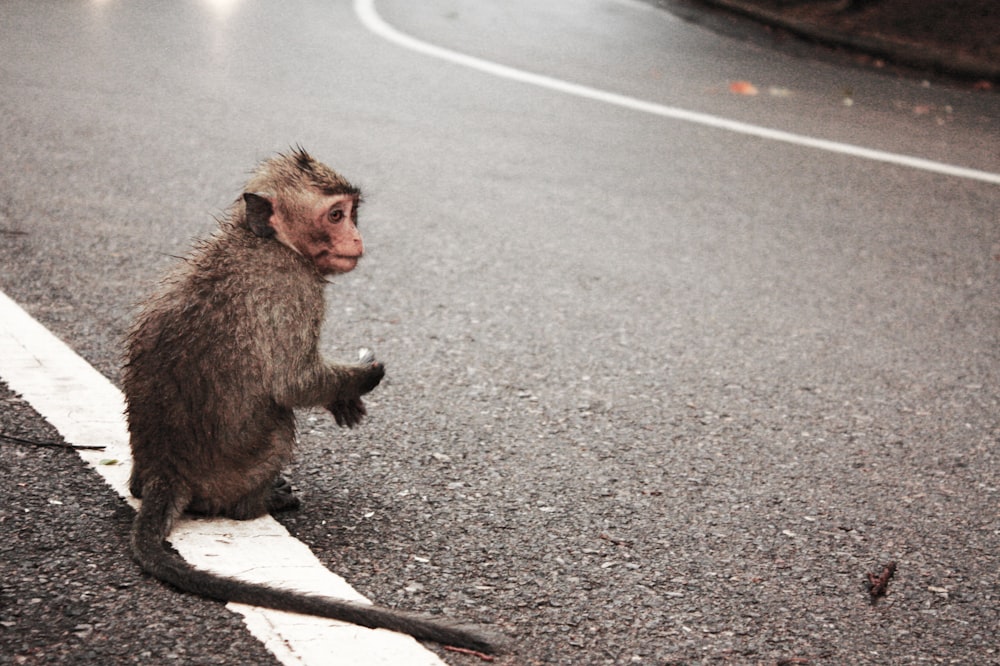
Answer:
[123,224,326,506]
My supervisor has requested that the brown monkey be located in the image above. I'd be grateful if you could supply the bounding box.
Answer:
[123,148,499,653]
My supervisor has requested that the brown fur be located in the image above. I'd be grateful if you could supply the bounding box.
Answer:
[122,149,499,653]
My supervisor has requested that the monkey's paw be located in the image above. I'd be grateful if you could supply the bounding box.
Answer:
[269,476,302,513]
[328,397,368,428]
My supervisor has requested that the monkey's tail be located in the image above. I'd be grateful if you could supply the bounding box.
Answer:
[131,480,501,654]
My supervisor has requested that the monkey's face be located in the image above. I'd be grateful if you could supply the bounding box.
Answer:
[275,193,364,275]
[309,194,364,275]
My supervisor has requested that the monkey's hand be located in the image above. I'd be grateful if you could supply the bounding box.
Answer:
[328,397,368,428]
[353,347,385,395]
[357,361,385,395]
[327,360,384,427]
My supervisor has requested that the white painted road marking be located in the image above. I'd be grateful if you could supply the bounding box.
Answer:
[355,0,1000,185]
[0,289,447,666]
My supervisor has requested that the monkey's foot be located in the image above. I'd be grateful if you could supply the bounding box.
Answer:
[269,476,302,512]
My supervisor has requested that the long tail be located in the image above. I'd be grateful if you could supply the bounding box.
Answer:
[132,480,500,654]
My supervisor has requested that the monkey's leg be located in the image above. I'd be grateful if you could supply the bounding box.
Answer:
[213,484,275,520]
[128,469,144,499]
[217,478,299,518]
[186,475,279,519]
[186,478,298,519]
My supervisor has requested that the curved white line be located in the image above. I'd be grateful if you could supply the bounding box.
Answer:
[355,0,1000,185]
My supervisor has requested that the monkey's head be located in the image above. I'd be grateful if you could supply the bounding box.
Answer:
[241,149,364,275]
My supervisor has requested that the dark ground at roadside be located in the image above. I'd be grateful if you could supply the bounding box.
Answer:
[675,0,1000,83]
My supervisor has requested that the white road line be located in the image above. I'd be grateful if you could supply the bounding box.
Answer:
[0,288,447,666]
[354,0,1000,185]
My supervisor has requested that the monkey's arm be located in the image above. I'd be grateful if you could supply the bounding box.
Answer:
[273,356,384,411]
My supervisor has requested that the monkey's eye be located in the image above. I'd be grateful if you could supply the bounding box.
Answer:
[328,209,345,223]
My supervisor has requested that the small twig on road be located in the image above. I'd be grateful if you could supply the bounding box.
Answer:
[0,432,106,451]
[443,646,496,662]
[867,561,897,603]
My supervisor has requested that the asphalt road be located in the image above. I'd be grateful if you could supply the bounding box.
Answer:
[1,0,998,664]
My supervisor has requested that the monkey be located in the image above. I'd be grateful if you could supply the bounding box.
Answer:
[122,148,499,654]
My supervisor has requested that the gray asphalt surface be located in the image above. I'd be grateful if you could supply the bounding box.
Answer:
[2,0,998,664]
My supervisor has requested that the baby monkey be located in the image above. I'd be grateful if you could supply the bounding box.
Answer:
[123,148,498,653]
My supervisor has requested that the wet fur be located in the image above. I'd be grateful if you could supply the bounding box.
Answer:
[122,149,499,653]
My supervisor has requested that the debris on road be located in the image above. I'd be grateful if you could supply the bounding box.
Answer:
[867,561,898,603]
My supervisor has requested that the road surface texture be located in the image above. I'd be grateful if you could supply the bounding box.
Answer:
[1,0,997,664]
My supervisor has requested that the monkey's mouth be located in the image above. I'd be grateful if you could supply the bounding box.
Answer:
[330,253,362,263]
[315,251,361,274]
[314,250,361,261]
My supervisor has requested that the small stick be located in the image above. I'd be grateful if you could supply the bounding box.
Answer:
[867,561,897,603]
[0,432,106,451]
[443,645,496,662]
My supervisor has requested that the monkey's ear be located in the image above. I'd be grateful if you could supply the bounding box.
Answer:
[243,192,276,238]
